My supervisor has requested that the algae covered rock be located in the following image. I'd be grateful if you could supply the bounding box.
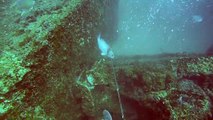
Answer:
[0,0,119,119]
[112,56,213,119]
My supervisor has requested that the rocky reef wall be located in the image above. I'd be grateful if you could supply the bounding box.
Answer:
[0,0,119,119]
[113,55,213,119]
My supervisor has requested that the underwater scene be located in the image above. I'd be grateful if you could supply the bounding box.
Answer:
[0,0,213,120]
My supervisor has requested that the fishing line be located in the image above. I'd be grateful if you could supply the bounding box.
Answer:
[111,59,125,120]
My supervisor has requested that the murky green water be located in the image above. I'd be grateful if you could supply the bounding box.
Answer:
[113,0,213,56]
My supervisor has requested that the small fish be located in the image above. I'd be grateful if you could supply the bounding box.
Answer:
[192,15,203,23]
[12,0,35,16]
[97,34,114,59]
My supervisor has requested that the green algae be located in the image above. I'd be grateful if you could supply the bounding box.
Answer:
[0,51,30,94]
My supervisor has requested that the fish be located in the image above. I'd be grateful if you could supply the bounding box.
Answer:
[12,0,35,16]
[192,15,203,23]
[97,34,114,59]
